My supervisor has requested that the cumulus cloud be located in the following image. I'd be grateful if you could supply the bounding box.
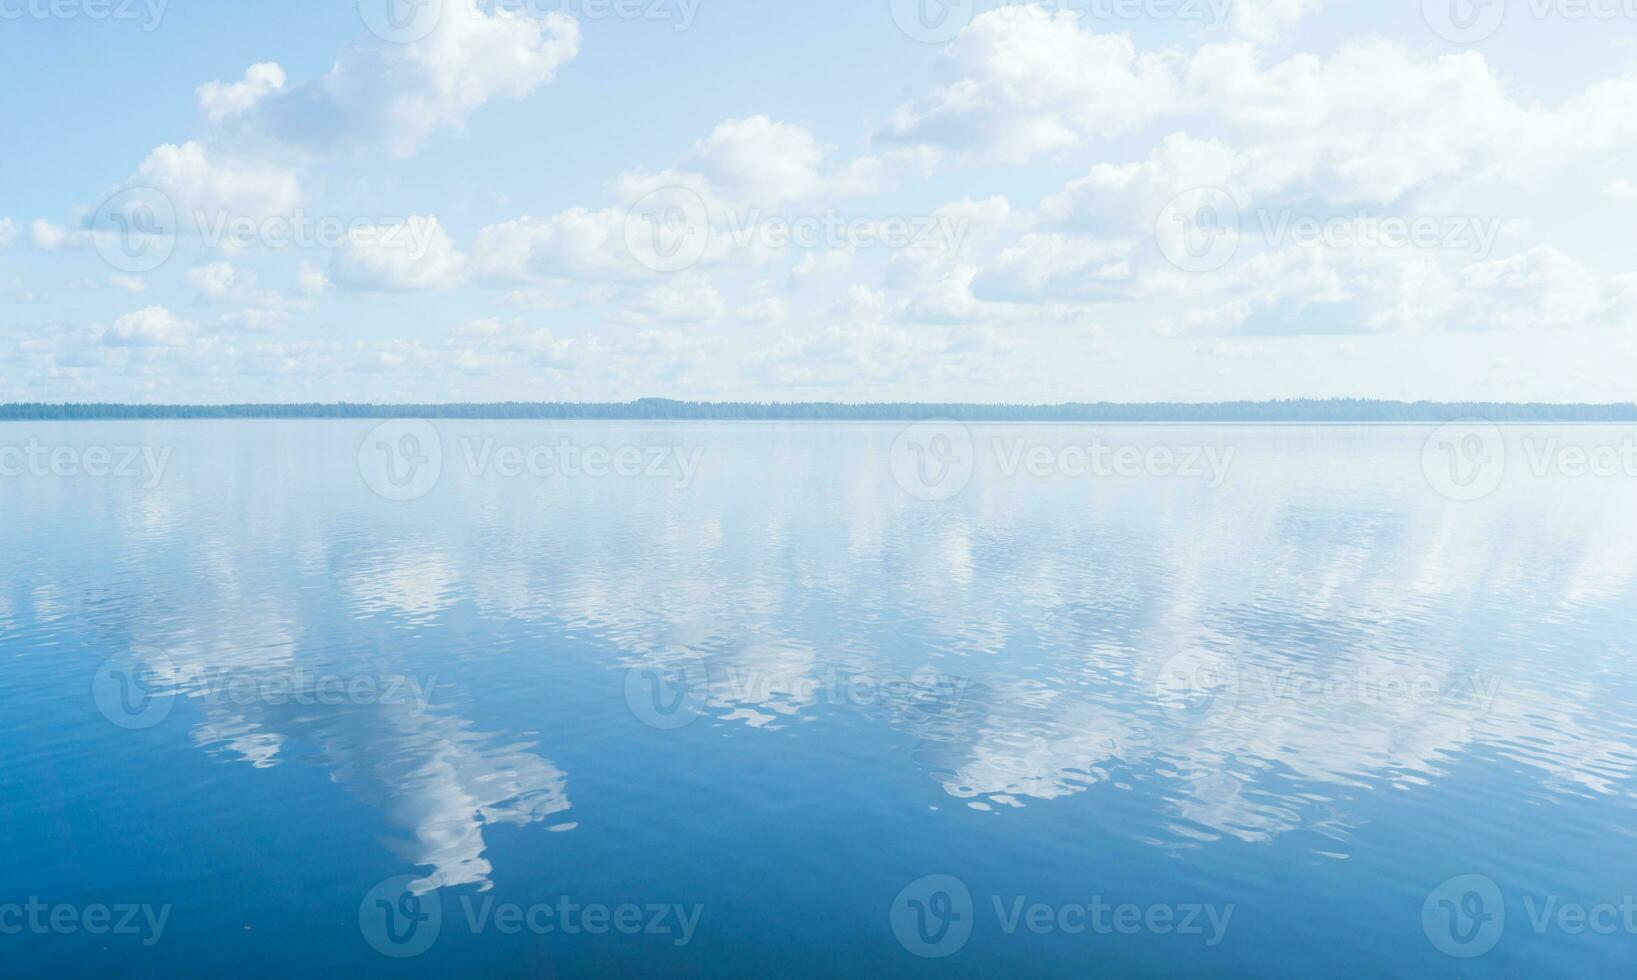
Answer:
[212,1,579,157]
[196,63,287,125]
[972,233,1136,302]
[103,306,196,347]
[883,12,1637,206]
[1228,0,1323,42]
[186,261,239,300]
[330,216,467,291]
[877,8,1182,162]
[736,297,789,324]
[622,274,725,324]
[135,141,303,225]
[471,207,647,284]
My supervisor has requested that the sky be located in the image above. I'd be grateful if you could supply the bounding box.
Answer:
[1,0,1636,404]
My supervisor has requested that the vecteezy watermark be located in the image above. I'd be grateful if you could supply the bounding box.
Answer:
[889,875,1234,959]
[1156,189,1502,274]
[888,0,1232,44]
[92,647,179,730]
[1422,419,1506,501]
[0,440,172,489]
[1152,651,1502,727]
[90,186,178,274]
[357,420,707,501]
[1153,650,1242,726]
[457,437,704,487]
[1423,0,1637,44]
[358,420,443,501]
[0,0,167,30]
[358,877,703,958]
[0,899,171,947]
[480,0,702,30]
[1422,422,1637,501]
[890,419,976,502]
[624,652,711,729]
[358,0,443,43]
[889,420,1238,501]
[1423,874,1506,957]
[1423,875,1637,958]
[196,210,442,259]
[623,652,972,729]
[92,647,441,730]
[620,186,972,274]
[990,436,1236,487]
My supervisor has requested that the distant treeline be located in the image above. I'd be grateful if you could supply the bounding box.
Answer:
[1,398,1633,422]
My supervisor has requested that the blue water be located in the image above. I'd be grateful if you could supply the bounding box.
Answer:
[3,421,1636,977]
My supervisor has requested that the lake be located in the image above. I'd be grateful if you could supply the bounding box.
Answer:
[3,420,1635,976]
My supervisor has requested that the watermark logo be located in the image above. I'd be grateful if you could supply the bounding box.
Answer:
[1423,0,1507,42]
[991,437,1235,487]
[621,190,970,272]
[92,646,178,730]
[358,0,444,43]
[1422,419,1506,501]
[625,660,973,729]
[0,899,170,946]
[0,440,172,488]
[196,210,442,257]
[624,653,710,729]
[1423,874,1505,958]
[1153,650,1240,725]
[1158,190,1499,273]
[359,878,702,956]
[891,875,1234,958]
[889,0,977,42]
[1156,187,1241,273]
[890,874,974,958]
[90,187,177,274]
[457,437,704,487]
[359,420,443,502]
[478,0,702,30]
[624,186,711,274]
[360,876,443,958]
[891,420,975,501]
[0,0,167,30]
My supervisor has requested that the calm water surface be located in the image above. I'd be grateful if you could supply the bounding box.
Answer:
[2,421,1635,977]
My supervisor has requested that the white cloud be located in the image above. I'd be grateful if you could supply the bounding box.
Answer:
[295,261,331,296]
[885,14,1637,207]
[736,297,789,324]
[103,306,196,347]
[0,218,15,249]
[110,275,147,294]
[1229,0,1322,42]
[330,216,467,291]
[619,116,886,213]
[679,116,860,206]
[972,233,1136,302]
[30,219,78,251]
[472,207,645,284]
[1606,179,1637,204]
[622,274,724,324]
[218,2,580,157]
[1040,133,1247,231]
[878,8,1182,162]
[186,261,238,300]
[196,62,286,125]
[134,141,302,225]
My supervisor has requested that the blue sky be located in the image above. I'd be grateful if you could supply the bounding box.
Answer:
[2,0,1635,403]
